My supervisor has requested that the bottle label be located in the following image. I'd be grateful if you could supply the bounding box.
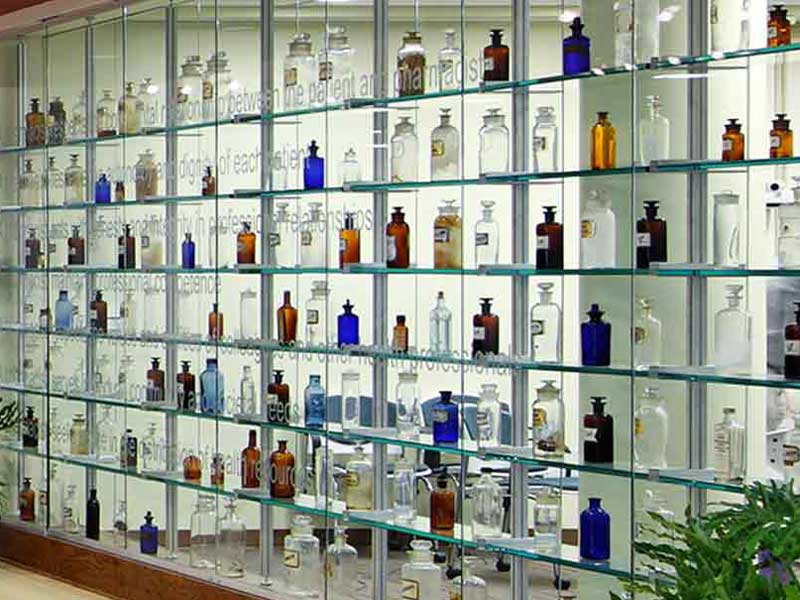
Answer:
[284,67,298,87]
[483,57,495,72]
[533,407,546,426]
[25,246,31,256]
[307,309,320,325]
[475,232,489,246]
[722,138,733,152]
[141,235,150,249]
[237,240,245,253]
[634,326,647,344]
[634,417,643,437]
[269,232,281,247]
[283,548,300,569]
[769,26,778,40]
[581,219,596,239]
[400,578,420,600]
[431,139,446,157]
[536,235,549,250]
[786,340,800,356]
[771,135,782,149]
[176,84,187,105]
[386,235,397,261]
[635,232,651,248]
[89,309,98,322]
[432,408,450,423]
[69,246,77,256]
[784,444,800,466]
[533,136,546,152]
[47,242,56,255]
[583,426,599,442]
[345,471,360,487]
[301,231,313,246]
[202,80,213,100]
[530,319,545,336]
[319,61,332,82]
[473,326,486,340]
[433,227,450,243]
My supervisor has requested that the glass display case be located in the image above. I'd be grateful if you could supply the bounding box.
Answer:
[0,0,798,598]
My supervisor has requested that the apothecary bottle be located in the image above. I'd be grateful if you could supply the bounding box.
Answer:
[391,117,419,182]
[67,226,85,266]
[580,189,616,267]
[337,299,359,346]
[771,113,793,159]
[401,540,440,599]
[112,501,129,546]
[769,4,792,47]
[584,396,614,464]
[339,147,361,184]
[48,97,66,145]
[190,494,216,568]
[284,33,316,111]
[712,407,745,481]
[722,118,745,161]
[141,422,162,471]
[120,428,138,469]
[203,51,234,120]
[472,467,502,537]
[62,484,80,532]
[634,298,662,368]
[239,289,258,339]
[138,78,159,128]
[271,202,296,266]
[277,290,298,345]
[483,29,509,81]
[431,108,460,180]
[176,55,204,124]
[634,386,668,469]
[300,201,326,266]
[25,98,45,147]
[580,498,610,561]
[339,212,360,267]
[183,454,202,481]
[345,444,373,509]
[438,29,461,91]
[581,303,611,366]
[90,290,108,333]
[536,206,563,269]
[430,471,455,534]
[478,108,509,174]
[67,91,86,140]
[319,26,356,103]
[94,405,117,461]
[429,291,452,354]
[386,206,410,268]
[146,357,165,403]
[449,562,488,600]
[472,297,499,357]
[786,302,800,379]
[639,95,669,163]
[476,383,501,448]
[474,200,499,265]
[563,17,591,75]
[134,150,158,199]
[392,315,409,352]
[267,370,291,424]
[326,526,358,595]
[140,512,158,555]
[19,160,41,207]
[64,154,84,205]
[54,290,74,331]
[95,173,110,204]
[284,515,321,595]
[46,157,63,206]
[392,458,416,522]
[19,477,35,521]
[317,449,339,506]
[86,487,100,539]
[24,227,41,268]
[591,112,616,170]
[69,413,89,455]
[96,90,117,136]
[177,361,196,411]
[22,406,38,448]
[270,440,295,498]
[181,233,196,269]
[200,358,225,415]
[304,374,326,428]
[241,429,261,488]
[341,370,361,430]
[202,166,216,196]
[432,390,459,444]
[397,31,425,96]
[396,371,421,439]
[532,106,559,173]
[118,82,140,134]
[208,302,224,339]
[714,284,751,373]
[239,366,256,415]
[303,141,325,190]
[433,198,462,269]
[636,200,667,268]
[237,221,256,265]
[532,380,564,457]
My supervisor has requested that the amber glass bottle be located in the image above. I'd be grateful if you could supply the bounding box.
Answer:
[114,181,125,202]
[277,291,298,344]
[208,302,224,339]
[590,112,616,170]
[118,224,136,269]
[19,478,35,521]
[397,31,426,97]
[211,454,225,488]
[430,472,454,535]
[202,166,216,196]
[267,370,291,424]
[535,206,563,270]
[636,200,668,268]
[472,297,499,357]
[237,221,256,264]
[270,440,295,498]
[483,29,509,81]
[25,98,46,147]
[386,206,410,268]
[241,429,261,488]
[768,5,791,47]
[722,118,744,162]
[339,212,361,267]
[146,357,165,403]
[67,225,85,265]
[183,454,202,481]
[393,315,409,353]
[90,290,108,333]
[177,360,196,411]
[25,228,41,269]
[770,113,793,159]
[433,199,462,269]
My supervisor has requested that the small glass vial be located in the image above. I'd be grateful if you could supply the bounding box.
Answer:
[474,199,499,266]
[325,526,359,595]
[64,154,84,205]
[344,444,373,510]
[532,380,565,457]
[396,371,421,439]
[639,95,670,164]
[478,108,509,175]
[770,113,793,159]
[476,383,501,448]
[433,198,462,269]
[431,108,461,180]
[341,370,361,430]
[397,31,426,96]
[429,291,452,354]
[300,201,326,267]
[401,540,441,598]
[339,147,361,184]
[118,81,141,134]
[284,515,321,595]
[722,118,745,162]
[712,407,745,482]
[591,111,616,170]
[96,90,117,136]
[283,33,317,111]
[391,116,419,182]
[438,29,461,91]
[532,106,559,173]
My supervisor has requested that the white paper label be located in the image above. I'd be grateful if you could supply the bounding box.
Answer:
[473,326,486,340]
[786,339,800,356]
[433,227,450,243]
[475,232,489,247]
[771,135,782,149]
[432,408,449,424]
[722,139,733,152]
[400,578,420,600]
[531,319,545,336]
[301,231,312,246]
[339,238,347,251]
[536,235,549,250]
[141,235,150,248]
[268,232,281,247]
[581,219,595,239]
[307,309,319,325]
[583,427,599,442]
[636,232,651,248]
[386,235,397,261]
[483,57,495,72]
[769,26,778,39]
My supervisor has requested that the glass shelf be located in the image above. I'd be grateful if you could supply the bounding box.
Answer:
[0,192,259,214]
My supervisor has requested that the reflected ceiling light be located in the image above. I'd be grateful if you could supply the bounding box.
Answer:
[624,63,635,71]
[658,5,682,22]
[230,80,242,92]
[711,50,725,59]
[667,56,681,65]
[147,83,159,95]
[591,67,605,76]
[559,10,580,23]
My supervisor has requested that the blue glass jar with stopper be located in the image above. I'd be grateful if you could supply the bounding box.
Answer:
[432,390,459,444]
[337,299,360,347]
[303,140,324,190]
[95,173,111,203]
[581,303,611,366]
[580,497,610,560]
[140,511,158,554]
[563,17,591,75]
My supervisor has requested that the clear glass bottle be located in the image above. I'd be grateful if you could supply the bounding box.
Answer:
[319,26,357,103]
[530,282,562,362]
[300,201,326,267]
[449,559,488,600]
[69,413,88,455]
[112,500,128,548]
[397,31,426,96]
[271,202,297,266]
[326,526,358,595]
[315,446,337,507]
[96,89,117,136]
[478,108,509,175]
[119,81,141,134]
[19,159,42,207]
[391,116,419,183]
[476,383,501,448]
[713,284,751,373]
[344,444,373,510]
[176,55,204,124]
[190,494,217,568]
[431,108,460,180]
[284,33,317,111]
[135,149,159,199]
[639,95,670,164]
[305,280,330,345]
[532,106,559,173]
[94,405,117,462]
[438,29,461,91]
[284,515,321,595]
[339,147,361,183]
[713,191,742,267]
[63,154,84,205]
[472,467,502,537]
[634,298,662,368]
[396,371,421,439]
[401,540,440,599]
[138,78,160,129]
[46,157,63,207]
[62,483,80,533]
[474,199,499,266]
[341,370,361,430]
[531,486,560,551]
[433,198,462,269]
[141,422,163,472]
[68,91,87,140]
[392,458,417,523]
[532,380,565,457]
[218,497,246,578]
[580,189,616,268]
[203,51,234,121]
[239,366,256,415]
[634,386,668,469]
[712,407,745,482]
[239,288,258,339]
[429,291,452,354]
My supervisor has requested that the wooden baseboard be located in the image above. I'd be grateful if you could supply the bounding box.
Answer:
[0,521,276,600]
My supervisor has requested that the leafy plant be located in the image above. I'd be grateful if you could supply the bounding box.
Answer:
[0,400,20,515]
[612,481,800,600]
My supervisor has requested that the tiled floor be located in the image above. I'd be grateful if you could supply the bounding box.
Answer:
[0,561,109,599]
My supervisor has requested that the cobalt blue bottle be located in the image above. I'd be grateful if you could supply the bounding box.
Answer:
[95,173,111,203]
[337,299,360,347]
[140,511,158,555]
[580,497,610,560]
[305,374,326,428]
[200,358,225,414]
[563,17,591,76]
[303,140,324,190]
[181,233,196,268]
[432,390,459,445]
[581,303,611,366]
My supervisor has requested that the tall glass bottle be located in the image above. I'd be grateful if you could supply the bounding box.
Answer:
[67,91,86,141]
[146,357,165,403]
[270,440,295,498]
[271,202,296,266]
[535,206,563,269]
[337,299,360,347]
[48,96,66,145]
[583,396,614,464]
[19,478,35,521]
[634,386,668,469]
[241,429,261,488]
[580,189,616,267]
[19,160,41,207]
[304,374,325,428]
[344,444,373,509]
[140,512,158,555]
[277,290,298,345]
[325,526,358,595]
[713,284,751,373]
[472,468,502,537]
[476,383,501,448]
[634,298,662,368]
[303,141,325,190]
[90,290,108,333]
[483,29,509,81]
[54,290,74,331]
[639,95,670,164]
[239,366,256,415]
[46,157,64,207]
[472,298,499,357]
[478,108,509,174]
[341,371,361,430]
[177,361,196,411]
[190,494,216,568]
[581,303,611,366]
[430,471,455,534]
[200,358,225,415]
[86,488,100,540]
[532,106,559,173]
[562,17,591,75]
[118,224,136,269]
[474,200,499,265]
[396,371,421,439]
[283,33,316,111]
[118,82,141,134]
[94,406,117,462]
[25,98,46,147]
[429,291,452,354]
[431,108,460,180]
[24,227,41,268]
[386,206,410,268]
[533,380,565,457]
[300,201,326,266]
[636,200,667,268]
[68,226,85,265]
[267,370,291,425]
[438,29,461,91]
[305,280,329,345]
[64,154,84,205]
[391,117,419,182]
[236,221,256,265]
[141,422,163,471]
[591,112,616,170]
[432,390,459,444]
[397,31,426,96]
[319,25,357,103]
[339,212,360,267]
[112,500,127,547]
[712,407,745,482]
[284,515,321,595]
[208,303,224,339]
[722,118,745,162]
[433,198,462,269]
[392,458,417,522]
[400,540,440,599]
[96,90,117,136]
[580,498,610,561]
[771,113,793,159]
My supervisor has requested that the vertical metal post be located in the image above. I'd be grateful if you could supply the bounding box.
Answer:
[15,36,26,509]
[164,1,179,558]
[371,0,389,596]
[511,0,530,597]
[259,0,275,585]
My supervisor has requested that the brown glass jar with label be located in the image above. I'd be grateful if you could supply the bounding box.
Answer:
[386,206,410,268]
